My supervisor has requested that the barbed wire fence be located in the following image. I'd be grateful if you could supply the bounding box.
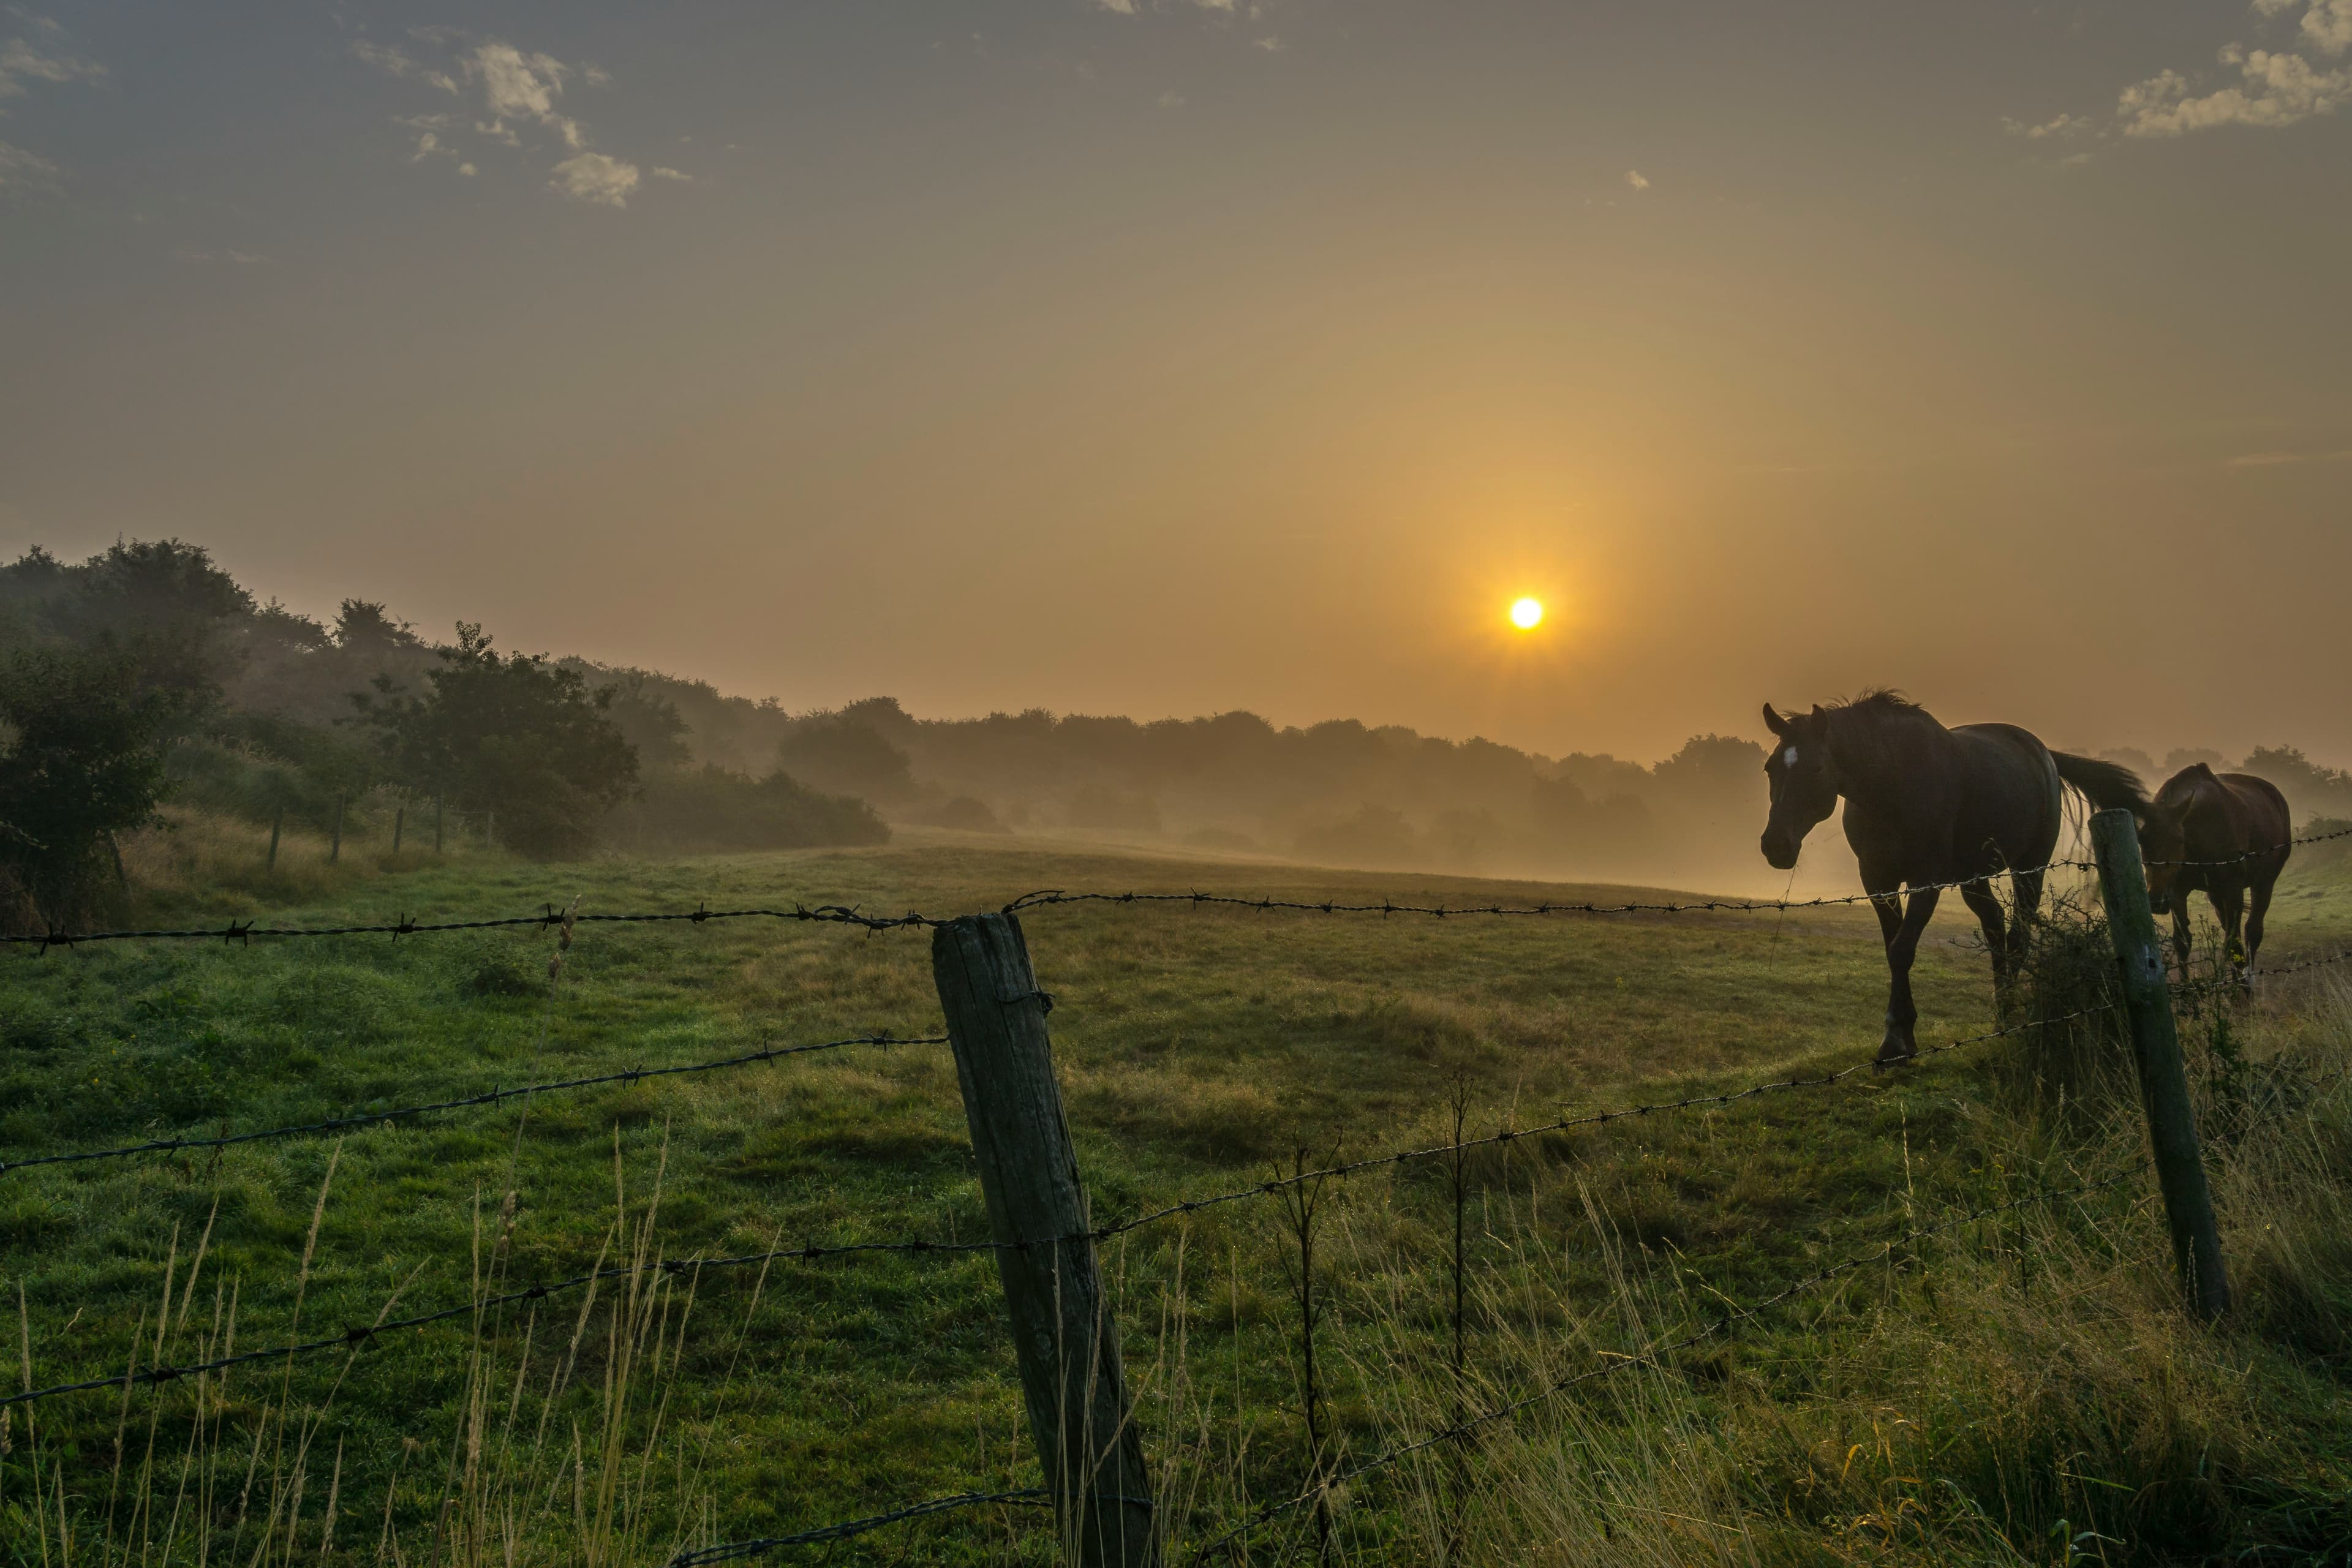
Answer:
[2,815,2337,1561]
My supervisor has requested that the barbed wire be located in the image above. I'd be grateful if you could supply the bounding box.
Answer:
[1183,1164,2151,1564]
[0,1031,948,1178]
[1001,856,2104,924]
[663,1490,1054,1564]
[2251,946,2352,980]
[0,1001,2112,1411]
[9,821,2338,953]
[2,901,940,951]
[2143,823,2352,870]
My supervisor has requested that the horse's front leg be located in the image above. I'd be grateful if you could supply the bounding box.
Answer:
[1878,884,1943,1065]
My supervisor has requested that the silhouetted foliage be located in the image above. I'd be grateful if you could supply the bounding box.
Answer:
[776,714,916,803]
[0,644,189,924]
[356,624,639,859]
[2241,745,2352,825]
[609,764,888,854]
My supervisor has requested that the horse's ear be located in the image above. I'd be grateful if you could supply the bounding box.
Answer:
[1808,704,1828,727]
[1761,703,1788,737]
[2192,762,2216,779]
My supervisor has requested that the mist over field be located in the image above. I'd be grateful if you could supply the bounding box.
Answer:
[10,538,2352,926]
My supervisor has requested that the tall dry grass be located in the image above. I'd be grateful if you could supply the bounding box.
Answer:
[1,1131,775,1567]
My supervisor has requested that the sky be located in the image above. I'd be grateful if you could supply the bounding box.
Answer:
[2,0,2349,766]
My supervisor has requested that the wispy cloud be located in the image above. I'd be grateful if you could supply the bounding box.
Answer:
[2225,447,2352,467]
[0,137,56,190]
[0,15,100,195]
[353,31,676,207]
[1624,168,1650,190]
[170,247,274,265]
[0,26,104,107]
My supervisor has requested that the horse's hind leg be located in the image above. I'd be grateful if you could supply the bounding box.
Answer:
[1959,876,2008,990]
[2010,867,2045,976]
[2245,874,2276,987]
[2214,884,2249,996]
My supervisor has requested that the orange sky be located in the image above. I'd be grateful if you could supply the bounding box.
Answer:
[4,1,2350,764]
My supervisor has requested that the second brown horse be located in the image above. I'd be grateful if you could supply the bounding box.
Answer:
[2139,764,2292,989]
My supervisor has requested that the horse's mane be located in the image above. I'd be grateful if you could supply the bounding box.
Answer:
[1826,689,1943,734]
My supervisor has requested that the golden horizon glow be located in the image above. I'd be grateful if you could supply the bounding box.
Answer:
[1509,597,1545,630]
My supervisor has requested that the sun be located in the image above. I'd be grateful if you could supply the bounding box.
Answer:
[1508,597,1544,630]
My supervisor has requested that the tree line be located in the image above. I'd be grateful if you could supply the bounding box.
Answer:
[0,541,883,925]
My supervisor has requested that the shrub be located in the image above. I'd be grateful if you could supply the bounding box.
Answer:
[607,764,888,854]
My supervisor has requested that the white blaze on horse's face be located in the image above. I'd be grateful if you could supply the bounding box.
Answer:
[1783,747,1798,767]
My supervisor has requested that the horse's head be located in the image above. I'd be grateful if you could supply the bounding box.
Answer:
[1759,702,1840,870]
[2139,764,2213,915]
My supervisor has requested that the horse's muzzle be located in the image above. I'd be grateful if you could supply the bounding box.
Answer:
[1760,831,1799,872]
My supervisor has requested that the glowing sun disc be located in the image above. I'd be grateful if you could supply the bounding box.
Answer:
[1509,597,1545,630]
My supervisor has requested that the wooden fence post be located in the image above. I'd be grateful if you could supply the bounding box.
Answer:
[931,913,1157,1567]
[330,794,345,864]
[434,794,444,854]
[392,805,405,854]
[266,807,283,873]
[2089,808,2231,1319]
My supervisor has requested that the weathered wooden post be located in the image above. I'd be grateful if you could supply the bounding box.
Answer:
[931,913,1156,1567]
[2089,808,2231,1319]
[434,794,444,854]
[266,806,283,872]
[330,793,345,864]
[392,805,405,854]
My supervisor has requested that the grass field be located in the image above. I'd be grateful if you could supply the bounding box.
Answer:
[4,823,2351,1564]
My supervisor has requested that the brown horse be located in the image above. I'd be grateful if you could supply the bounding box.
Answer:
[2139,764,2291,990]
[1759,693,2147,1064]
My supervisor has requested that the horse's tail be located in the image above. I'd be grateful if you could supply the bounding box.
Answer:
[2051,751,2150,819]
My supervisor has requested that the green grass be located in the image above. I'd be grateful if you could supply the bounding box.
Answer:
[4,828,2351,1564]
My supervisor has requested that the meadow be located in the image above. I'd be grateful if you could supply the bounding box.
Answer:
[4,815,2350,1564]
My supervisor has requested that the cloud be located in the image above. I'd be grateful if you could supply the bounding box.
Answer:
[469,43,586,149]
[2120,45,2352,135]
[2226,447,2352,467]
[550,151,639,206]
[2037,0,2352,141]
[1094,0,1138,12]
[171,247,273,265]
[0,32,103,103]
[0,137,57,190]
[1623,168,1649,190]
[1158,89,1186,108]
[357,32,669,207]
[2002,111,2091,139]
[1253,34,1283,50]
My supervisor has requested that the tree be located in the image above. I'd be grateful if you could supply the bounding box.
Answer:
[356,624,639,858]
[2242,745,2352,824]
[52,538,255,707]
[777,714,916,802]
[0,644,187,924]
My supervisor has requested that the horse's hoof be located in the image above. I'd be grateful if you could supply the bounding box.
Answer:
[1875,1031,1920,1068]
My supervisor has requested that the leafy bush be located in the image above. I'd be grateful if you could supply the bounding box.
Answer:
[606,764,888,854]
[0,642,190,926]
